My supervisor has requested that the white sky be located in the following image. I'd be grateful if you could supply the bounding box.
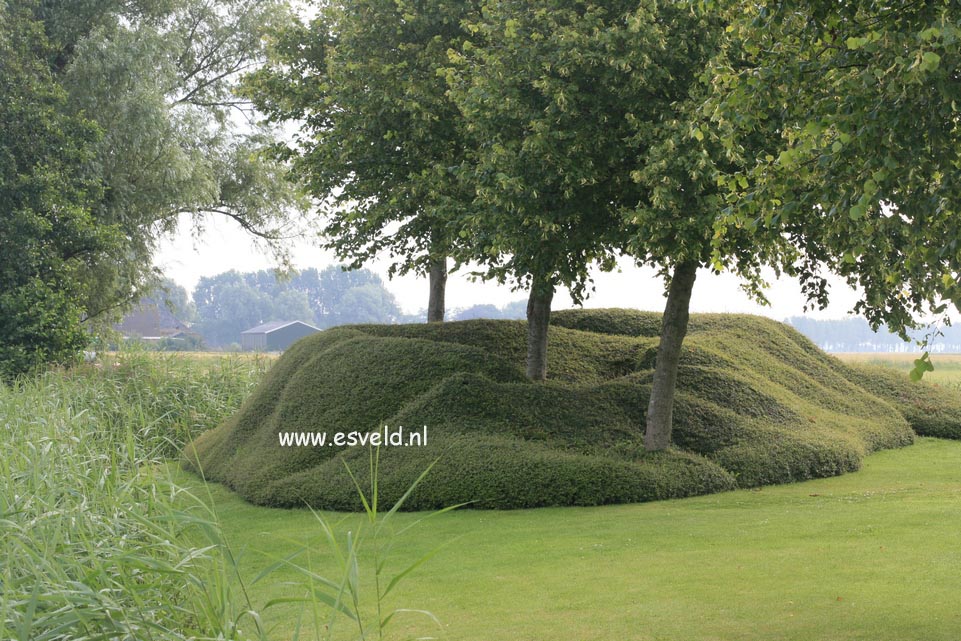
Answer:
[154,212,865,320]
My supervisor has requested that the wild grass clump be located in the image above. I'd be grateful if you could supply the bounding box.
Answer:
[249,448,461,641]
[187,311,955,511]
[54,350,270,456]
[0,353,271,640]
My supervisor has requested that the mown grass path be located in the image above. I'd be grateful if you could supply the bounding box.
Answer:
[182,437,961,641]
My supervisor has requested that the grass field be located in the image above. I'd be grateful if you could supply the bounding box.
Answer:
[836,352,961,385]
[4,344,961,640]
[184,438,961,641]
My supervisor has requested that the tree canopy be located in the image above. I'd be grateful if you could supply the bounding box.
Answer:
[711,0,961,337]
[442,0,678,378]
[243,0,481,321]
[0,0,305,374]
[0,3,120,377]
[53,0,306,324]
[10,0,961,463]
[441,0,789,450]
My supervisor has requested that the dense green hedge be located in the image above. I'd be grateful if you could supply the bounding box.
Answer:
[185,311,958,510]
[551,308,663,337]
[845,363,961,440]
[263,433,737,511]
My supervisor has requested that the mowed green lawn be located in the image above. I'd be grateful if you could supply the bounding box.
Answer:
[182,437,961,641]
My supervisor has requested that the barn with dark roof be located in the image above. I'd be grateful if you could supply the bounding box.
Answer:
[240,320,320,351]
[116,299,199,346]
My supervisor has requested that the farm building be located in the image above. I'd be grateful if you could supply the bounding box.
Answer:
[240,320,320,351]
[116,299,200,346]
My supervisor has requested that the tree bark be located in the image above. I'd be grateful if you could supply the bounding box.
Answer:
[644,261,698,451]
[427,255,447,322]
[525,277,554,381]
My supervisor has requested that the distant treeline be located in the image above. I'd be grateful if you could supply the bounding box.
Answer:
[449,300,527,321]
[785,317,961,353]
[138,272,535,349]
[138,267,410,348]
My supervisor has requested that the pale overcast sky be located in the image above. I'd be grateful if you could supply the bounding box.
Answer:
[154,212,866,320]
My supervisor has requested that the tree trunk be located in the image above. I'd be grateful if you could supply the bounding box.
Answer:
[644,261,698,451]
[427,255,447,322]
[525,277,554,381]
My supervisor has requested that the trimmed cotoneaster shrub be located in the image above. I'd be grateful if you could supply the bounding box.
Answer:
[184,311,960,510]
[844,362,961,440]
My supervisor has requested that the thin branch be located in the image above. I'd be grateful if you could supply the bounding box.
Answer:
[81,290,143,324]
[175,60,260,105]
[166,206,304,241]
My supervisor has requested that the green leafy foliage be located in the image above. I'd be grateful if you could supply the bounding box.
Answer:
[711,1,961,337]
[1,0,305,374]
[442,0,787,406]
[910,351,935,382]
[0,4,119,377]
[185,311,956,510]
[442,0,656,300]
[242,0,476,281]
[551,308,665,337]
[251,450,458,641]
[10,0,305,332]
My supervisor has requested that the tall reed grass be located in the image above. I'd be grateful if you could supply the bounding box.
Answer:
[0,352,271,640]
[248,447,460,641]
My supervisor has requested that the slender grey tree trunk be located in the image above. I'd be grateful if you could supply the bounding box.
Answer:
[644,261,698,451]
[427,255,447,323]
[525,276,554,381]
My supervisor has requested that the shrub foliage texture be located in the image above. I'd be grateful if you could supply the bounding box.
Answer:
[185,311,961,510]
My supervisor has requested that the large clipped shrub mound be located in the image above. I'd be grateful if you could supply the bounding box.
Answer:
[184,311,959,510]
[842,363,961,440]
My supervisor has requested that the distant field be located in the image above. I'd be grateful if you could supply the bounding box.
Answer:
[835,352,961,384]
[107,350,277,360]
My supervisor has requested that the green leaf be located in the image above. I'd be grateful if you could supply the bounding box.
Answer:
[910,352,934,381]
[846,36,868,50]
[848,204,866,220]
[919,51,941,72]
